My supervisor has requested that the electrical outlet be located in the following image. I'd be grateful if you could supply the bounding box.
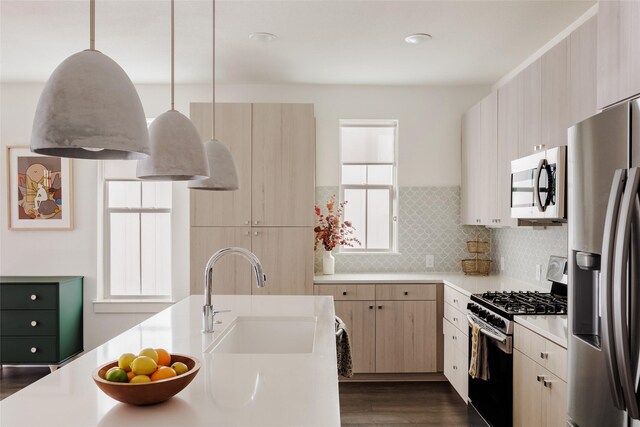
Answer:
[535,264,542,281]
[500,257,505,272]
[425,254,434,269]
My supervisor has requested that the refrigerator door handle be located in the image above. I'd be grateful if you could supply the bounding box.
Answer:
[601,168,627,410]
[613,167,640,419]
[534,158,547,213]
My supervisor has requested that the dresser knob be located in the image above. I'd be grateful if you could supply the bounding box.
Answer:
[31,321,38,327]
[31,347,37,353]
[30,294,37,301]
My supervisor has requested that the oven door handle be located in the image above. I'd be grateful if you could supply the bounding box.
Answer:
[467,314,507,344]
[534,158,548,213]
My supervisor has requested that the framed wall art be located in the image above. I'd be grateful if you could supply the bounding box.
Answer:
[6,146,73,230]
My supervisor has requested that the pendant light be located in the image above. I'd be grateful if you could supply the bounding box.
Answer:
[30,0,149,160]
[136,0,209,181]
[189,0,239,191]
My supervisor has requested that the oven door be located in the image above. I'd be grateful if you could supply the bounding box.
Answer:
[510,146,566,221]
[467,314,513,427]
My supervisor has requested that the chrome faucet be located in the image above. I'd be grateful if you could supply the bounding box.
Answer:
[203,247,266,333]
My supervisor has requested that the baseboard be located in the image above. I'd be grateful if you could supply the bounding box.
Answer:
[339,372,447,382]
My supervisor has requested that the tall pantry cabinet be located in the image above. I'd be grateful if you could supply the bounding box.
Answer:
[190,103,316,296]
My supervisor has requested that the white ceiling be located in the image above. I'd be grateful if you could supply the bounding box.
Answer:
[1,0,595,86]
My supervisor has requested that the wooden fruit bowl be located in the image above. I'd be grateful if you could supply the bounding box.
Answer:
[92,354,200,406]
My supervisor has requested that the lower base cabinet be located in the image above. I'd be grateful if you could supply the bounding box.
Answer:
[334,300,376,373]
[443,319,468,401]
[513,349,567,427]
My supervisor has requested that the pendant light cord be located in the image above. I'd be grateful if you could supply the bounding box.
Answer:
[211,0,216,139]
[90,0,95,50]
[171,0,175,110]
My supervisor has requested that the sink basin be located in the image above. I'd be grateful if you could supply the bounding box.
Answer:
[208,316,317,354]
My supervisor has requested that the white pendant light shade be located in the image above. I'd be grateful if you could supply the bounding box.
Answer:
[31,49,149,160]
[188,139,239,191]
[137,110,209,180]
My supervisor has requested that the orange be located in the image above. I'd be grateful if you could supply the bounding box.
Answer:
[156,348,171,366]
[150,366,177,382]
[127,371,136,381]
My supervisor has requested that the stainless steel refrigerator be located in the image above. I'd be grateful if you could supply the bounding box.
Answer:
[568,98,640,427]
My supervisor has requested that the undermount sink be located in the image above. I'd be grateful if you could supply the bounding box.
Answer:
[208,316,317,354]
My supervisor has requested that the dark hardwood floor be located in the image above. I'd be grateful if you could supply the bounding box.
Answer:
[0,366,51,400]
[339,381,479,427]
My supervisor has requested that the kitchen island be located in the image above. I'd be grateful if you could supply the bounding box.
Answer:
[0,295,340,427]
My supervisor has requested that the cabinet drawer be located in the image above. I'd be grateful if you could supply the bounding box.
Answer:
[0,336,57,363]
[375,284,436,301]
[1,311,57,336]
[444,319,469,402]
[314,284,375,301]
[444,286,470,312]
[544,340,567,382]
[444,303,468,336]
[444,316,467,353]
[514,323,567,381]
[1,284,57,310]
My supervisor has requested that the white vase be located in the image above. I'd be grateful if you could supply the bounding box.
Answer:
[323,250,335,275]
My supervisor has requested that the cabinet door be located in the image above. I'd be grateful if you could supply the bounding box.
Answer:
[481,91,498,224]
[520,60,541,157]
[334,301,376,374]
[190,103,252,226]
[569,15,598,126]
[497,84,519,227]
[541,38,569,149]
[597,0,640,109]
[513,349,544,427]
[543,373,568,427]
[375,300,437,373]
[189,227,252,295]
[461,102,482,225]
[251,227,314,295]
[252,104,316,227]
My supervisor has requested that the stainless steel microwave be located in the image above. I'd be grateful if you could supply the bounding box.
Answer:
[510,146,566,222]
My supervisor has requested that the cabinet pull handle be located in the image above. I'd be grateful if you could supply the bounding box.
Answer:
[404,291,408,296]
[453,317,458,322]
[453,336,457,340]
[244,231,250,236]
[342,291,347,296]
[368,305,373,309]
[30,347,37,353]
[377,305,382,309]
[30,294,37,301]
[543,379,552,388]
[536,375,544,382]
[453,298,458,303]
[254,220,259,225]
[453,365,457,370]
[30,321,38,327]
[540,352,548,359]
[253,231,259,236]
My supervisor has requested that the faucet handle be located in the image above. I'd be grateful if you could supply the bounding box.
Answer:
[203,306,232,332]
[211,309,231,324]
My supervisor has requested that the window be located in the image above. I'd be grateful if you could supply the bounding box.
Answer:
[104,180,172,298]
[340,120,398,252]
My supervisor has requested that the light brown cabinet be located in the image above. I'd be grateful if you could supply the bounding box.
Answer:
[315,283,442,375]
[597,0,640,109]
[541,38,570,149]
[569,15,598,126]
[520,60,542,157]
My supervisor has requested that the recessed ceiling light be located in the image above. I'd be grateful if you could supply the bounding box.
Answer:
[249,32,278,42]
[404,33,432,44]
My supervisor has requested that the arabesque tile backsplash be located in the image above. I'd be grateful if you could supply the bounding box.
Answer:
[315,186,568,284]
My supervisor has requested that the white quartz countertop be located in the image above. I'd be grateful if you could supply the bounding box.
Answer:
[515,315,568,349]
[0,295,340,427]
[314,272,548,297]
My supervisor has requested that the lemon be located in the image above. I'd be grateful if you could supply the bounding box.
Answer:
[129,375,151,384]
[171,362,189,375]
[105,367,128,383]
[118,353,136,372]
[130,356,157,375]
[139,348,159,364]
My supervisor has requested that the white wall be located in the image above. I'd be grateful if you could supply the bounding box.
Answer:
[0,82,487,350]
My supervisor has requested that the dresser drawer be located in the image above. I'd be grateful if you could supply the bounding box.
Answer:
[1,310,58,336]
[444,303,468,336]
[314,284,375,301]
[375,284,437,300]
[0,336,57,363]
[444,286,470,313]
[1,284,58,310]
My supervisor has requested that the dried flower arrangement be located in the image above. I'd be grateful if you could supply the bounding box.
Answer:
[314,195,360,251]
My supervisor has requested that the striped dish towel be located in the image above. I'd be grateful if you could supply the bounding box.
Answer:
[468,321,489,380]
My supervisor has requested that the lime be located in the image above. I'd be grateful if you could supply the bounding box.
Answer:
[130,356,157,375]
[171,362,189,375]
[105,367,128,383]
[118,353,136,372]
[139,348,159,364]
[129,375,151,384]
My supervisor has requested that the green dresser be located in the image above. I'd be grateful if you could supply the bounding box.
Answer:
[0,276,83,367]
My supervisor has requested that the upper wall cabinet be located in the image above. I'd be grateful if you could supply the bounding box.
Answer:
[520,59,542,157]
[190,103,316,227]
[541,38,570,149]
[569,15,598,126]
[190,103,253,226]
[597,0,640,109]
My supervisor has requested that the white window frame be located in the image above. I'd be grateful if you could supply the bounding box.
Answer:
[339,120,399,253]
[103,178,172,300]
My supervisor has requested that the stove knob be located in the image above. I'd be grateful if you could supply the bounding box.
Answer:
[497,319,506,328]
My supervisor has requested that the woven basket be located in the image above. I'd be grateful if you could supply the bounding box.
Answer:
[461,259,493,276]
[466,240,489,254]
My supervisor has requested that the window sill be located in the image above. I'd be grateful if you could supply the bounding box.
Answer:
[93,299,176,314]
[337,251,402,256]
